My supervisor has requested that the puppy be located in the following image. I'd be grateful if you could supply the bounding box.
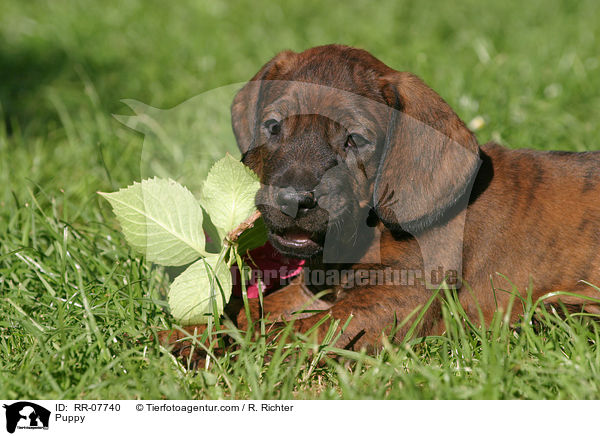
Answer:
[161,44,600,359]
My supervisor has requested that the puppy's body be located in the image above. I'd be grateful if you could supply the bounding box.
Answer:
[461,144,600,320]
[161,45,600,357]
[230,143,600,350]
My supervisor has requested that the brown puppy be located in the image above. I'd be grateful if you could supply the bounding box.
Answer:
[161,44,600,359]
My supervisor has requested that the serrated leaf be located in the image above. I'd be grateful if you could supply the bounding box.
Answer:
[168,254,232,325]
[99,177,206,266]
[236,217,268,255]
[200,154,260,240]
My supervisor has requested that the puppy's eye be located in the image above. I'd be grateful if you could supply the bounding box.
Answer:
[263,119,281,136]
[345,133,369,148]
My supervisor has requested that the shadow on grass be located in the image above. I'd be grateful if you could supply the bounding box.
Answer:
[0,44,70,134]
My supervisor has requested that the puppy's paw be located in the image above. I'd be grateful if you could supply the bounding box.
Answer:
[156,325,216,369]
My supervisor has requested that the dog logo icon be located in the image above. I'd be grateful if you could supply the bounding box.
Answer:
[3,402,50,433]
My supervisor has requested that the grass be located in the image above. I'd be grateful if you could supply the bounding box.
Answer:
[1,0,600,399]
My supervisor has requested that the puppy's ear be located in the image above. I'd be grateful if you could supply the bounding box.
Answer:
[231,50,296,155]
[374,72,480,233]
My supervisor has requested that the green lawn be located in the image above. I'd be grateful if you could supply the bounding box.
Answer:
[1,0,600,399]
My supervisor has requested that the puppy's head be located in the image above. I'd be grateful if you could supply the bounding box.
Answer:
[231,45,480,259]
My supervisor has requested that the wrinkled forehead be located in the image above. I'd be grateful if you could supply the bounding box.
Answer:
[259,80,391,130]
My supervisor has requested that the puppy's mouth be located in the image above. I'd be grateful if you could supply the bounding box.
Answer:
[270,228,323,258]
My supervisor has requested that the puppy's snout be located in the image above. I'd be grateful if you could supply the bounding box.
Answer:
[276,187,317,217]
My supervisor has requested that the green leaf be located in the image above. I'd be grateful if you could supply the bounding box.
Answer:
[236,216,268,255]
[99,177,206,266]
[168,253,232,325]
[200,154,260,239]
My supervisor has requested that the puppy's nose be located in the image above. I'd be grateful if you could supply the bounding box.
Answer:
[276,187,316,217]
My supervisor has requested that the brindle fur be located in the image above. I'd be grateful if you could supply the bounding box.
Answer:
[159,45,600,363]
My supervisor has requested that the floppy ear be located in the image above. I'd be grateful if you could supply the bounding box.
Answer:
[374,72,481,234]
[231,50,297,155]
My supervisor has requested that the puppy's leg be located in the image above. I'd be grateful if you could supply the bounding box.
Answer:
[272,285,443,352]
[156,277,330,366]
[234,278,333,329]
